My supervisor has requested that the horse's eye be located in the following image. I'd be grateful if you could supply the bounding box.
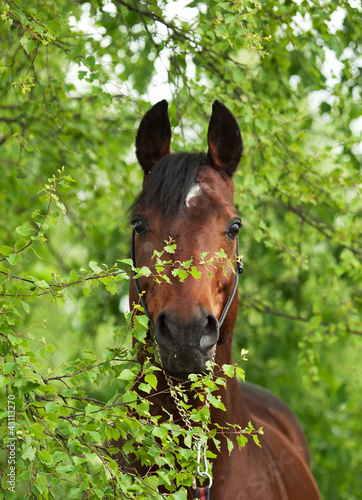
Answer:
[133,219,147,236]
[227,221,242,239]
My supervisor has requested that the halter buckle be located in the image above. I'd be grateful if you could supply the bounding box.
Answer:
[237,255,244,274]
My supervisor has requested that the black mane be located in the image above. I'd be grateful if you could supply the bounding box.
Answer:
[131,152,207,216]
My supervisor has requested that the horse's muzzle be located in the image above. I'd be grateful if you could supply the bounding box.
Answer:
[154,307,219,379]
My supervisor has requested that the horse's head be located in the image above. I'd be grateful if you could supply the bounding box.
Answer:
[130,100,243,379]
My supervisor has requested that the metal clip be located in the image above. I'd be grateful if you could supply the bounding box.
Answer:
[193,441,213,489]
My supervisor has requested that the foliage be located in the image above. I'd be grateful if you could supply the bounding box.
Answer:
[0,173,256,498]
[0,0,361,498]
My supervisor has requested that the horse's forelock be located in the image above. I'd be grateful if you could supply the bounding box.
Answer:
[131,152,207,216]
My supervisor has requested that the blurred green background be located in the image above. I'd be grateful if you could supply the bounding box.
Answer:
[1,1,361,498]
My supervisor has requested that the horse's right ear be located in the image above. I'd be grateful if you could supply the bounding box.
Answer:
[136,100,172,174]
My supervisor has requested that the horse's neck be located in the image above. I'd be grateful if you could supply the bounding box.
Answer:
[212,342,250,428]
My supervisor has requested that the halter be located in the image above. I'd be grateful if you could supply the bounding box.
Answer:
[130,229,243,497]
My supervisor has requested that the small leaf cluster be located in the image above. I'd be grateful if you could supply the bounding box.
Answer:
[129,237,241,285]
[214,0,272,54]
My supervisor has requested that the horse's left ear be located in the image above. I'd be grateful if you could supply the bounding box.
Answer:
[136,100,172,174]
[207,100,243,177]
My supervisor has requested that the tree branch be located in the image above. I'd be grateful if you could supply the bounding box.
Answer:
[250,301,362,336]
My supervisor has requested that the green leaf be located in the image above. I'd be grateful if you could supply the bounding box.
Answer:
[69,269,79,282]
[21,301,30,314]
[45,402,58,413]
[105,426,120,441]
[252,434,262,447]
[55,200,66,214]
[89,261,102,273]
[235,366,245,382]
[7,253,21,266]
[134,314,149,330]
[215,248,227,259]
[0,375,10,387]
[143,475,159,491]
[15,225,31,236]
[34,280,50,289]
[236,434,248,449]
[184,433,192,449]
[118,369,136,381]
[189,266,202,279]
[164,243,177,254]
[138,382,151,394]
[152,426,168,440]
[20,35,37,54]
[0,264,9,273]
[215,23,227,37]
[31,423,47,440]
[0,245,13,256]
[222,364,235,377]
[85,55,96,69]
[22,445,36,461]
[206,393,226,411]
[181,258,193,269]
[144,373,157,390]
[169,490,188,500]
[227,437,234,455]
[118,258,133,267]
[38,449,52,463]
[78,70,88,80]
[138,266,152,277]
[172,268,188,282]
[3,363,16,374]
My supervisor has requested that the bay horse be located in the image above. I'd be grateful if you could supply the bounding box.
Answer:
[127,100,320,499]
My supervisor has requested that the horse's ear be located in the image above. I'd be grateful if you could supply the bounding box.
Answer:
[207,100,243,177]
[136,100,172,174]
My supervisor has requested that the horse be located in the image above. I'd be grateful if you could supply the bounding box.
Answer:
[125,100,320,499]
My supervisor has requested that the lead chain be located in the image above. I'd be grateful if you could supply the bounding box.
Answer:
[156,342,215,489]
[163,370,211,438]
[156,342,214,438]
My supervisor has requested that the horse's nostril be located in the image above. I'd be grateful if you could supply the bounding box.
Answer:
[199,313,219,353]
[155,310,173,350]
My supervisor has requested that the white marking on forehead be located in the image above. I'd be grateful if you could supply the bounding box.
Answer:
[185,183,202,207]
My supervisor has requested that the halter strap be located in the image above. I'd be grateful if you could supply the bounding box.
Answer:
[218,236,243,328]
[130,229,243,332]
